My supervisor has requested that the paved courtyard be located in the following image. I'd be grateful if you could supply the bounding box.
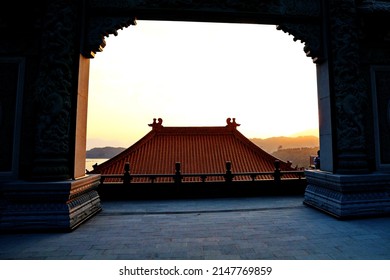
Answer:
[1,195,390,260]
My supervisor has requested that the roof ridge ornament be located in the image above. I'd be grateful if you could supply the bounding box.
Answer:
[148,118,163,130]
[226,117,240,129]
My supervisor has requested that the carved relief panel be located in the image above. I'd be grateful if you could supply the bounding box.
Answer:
[84,0,321,59]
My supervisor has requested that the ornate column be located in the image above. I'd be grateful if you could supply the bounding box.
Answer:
[328,0,370,173]
[31,1,77,180]
[0,0,101,231]
[304,0,390,218]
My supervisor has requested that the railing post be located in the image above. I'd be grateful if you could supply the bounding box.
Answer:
[174,162,182,183]
[224,161,234,183]
[123,162,132,185]
[273,160,281,185]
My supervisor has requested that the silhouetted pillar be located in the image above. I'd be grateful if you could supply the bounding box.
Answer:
[224,161,234,183]
[304,0,390,218]
[123,162,131,185]
[273,160,281,185]
[0,0,101,231]
[174,162,182,184]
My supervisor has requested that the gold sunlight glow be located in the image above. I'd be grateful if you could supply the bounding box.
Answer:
[87,21,318,149]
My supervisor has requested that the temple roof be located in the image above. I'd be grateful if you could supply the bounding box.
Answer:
[90,118,295,181]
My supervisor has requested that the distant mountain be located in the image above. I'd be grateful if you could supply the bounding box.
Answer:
[289,129,319,137]
[250,135,319,154]
[86,147,126,158]
[272,146,319,169]
[87,135,319,160]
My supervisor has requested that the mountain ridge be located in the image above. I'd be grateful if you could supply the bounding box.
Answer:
[86,135,319,158]
[86,146,126,158]
[250,135,319,154]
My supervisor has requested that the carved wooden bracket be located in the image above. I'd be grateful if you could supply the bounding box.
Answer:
[276,23,322,63]
[82,0,322,59]
[82,16,136,58]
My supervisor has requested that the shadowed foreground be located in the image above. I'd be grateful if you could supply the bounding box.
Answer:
[1,196,390,260]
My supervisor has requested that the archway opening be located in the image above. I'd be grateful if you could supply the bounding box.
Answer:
[86,20,318,170]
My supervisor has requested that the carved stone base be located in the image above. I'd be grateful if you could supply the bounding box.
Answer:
[0,175,101,231]
[304,170,390,218]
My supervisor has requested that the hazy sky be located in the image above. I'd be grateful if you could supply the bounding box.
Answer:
[87,20,318,150]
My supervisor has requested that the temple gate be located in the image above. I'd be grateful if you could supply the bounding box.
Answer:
[1,0,390,230]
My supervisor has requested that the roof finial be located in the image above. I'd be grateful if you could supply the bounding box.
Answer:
[148,118,163,130]
[226,117,240,129]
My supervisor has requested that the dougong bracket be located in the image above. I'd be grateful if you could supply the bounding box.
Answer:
[276,23,323,63]
[82,15,136,58]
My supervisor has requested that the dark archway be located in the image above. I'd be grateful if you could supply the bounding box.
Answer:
[1,0,390,231]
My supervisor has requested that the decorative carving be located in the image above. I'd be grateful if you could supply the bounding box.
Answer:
[148,118,164,130]
[32,0,78,179]
[276,23,322,63]
[1,175,102,231]
[136,0,282,13]
[84,0,321,61]
[84,0,321,59]
[226,117,240,129]
[281,0,320,16]
[358,0,390,13]
[83,16,136,58]
[328,0,370,172]
[89,0,320,17]
[88,0,320,20]
[304,171,390,218]
[89,0,320,18]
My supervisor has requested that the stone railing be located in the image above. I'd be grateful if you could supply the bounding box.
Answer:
[99,161,305,185]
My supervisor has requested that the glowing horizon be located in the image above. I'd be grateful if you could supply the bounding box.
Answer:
[87,21,318,150]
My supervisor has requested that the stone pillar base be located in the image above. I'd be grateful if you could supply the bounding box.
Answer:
[0,174,101,231]
[304,170,390,218]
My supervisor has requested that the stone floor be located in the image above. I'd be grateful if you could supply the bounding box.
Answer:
[1,195,390,260]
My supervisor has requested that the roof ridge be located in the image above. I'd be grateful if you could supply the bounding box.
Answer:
[148,117,241,131]
[157,126,234,133]
[92,129,157,171]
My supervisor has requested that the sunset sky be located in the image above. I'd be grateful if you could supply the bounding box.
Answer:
[87,20,318,150]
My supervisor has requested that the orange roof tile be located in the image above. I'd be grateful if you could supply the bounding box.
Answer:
[90,118,297,182]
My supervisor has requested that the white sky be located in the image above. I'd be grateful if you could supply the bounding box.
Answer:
[87,20,318,150]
